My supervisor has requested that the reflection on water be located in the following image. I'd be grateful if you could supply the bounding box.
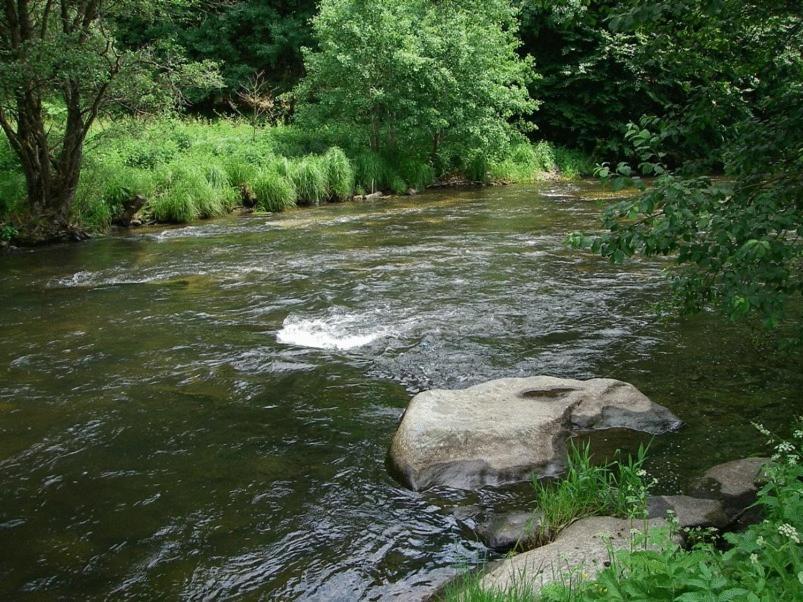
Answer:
[0,182,800,599]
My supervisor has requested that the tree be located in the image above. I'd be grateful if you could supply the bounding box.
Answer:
[0,0,220,240]
[115,0,317,106]
[294,0,536,165]
[569,0,803,334]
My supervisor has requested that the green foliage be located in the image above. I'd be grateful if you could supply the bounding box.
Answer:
[284,156,328,205]
[569,1,802,335]
[149,164,230,223]
[447,424,803,602]
[252,170,298,212]
[554,146,594,178]
[115,1,316,102]
[0,223,18,242]
[537,422,803,601]
[533,441,651,544]
[398,159,435,192]
[322,147,355,201]
[389,176,408,196]
[296,0,537,164]
[355,152,392,193]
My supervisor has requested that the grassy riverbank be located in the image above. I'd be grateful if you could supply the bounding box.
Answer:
[443,423,803,601]
[0,118,592,241]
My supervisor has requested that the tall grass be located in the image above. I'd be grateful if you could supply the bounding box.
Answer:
[399,158,435,191]
[532,441,650,545]
[149,163,232,222]
[285,155,328,205]
[322,147,354,201]
[253,169,297,212]
[1,116,595,233]
[355,151,391,192]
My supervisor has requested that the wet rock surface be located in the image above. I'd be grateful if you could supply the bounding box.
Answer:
[477,511,541,552]
[688,456,769,526]
[647,495,730,529]
[389,376,681,490]
[479,516,671,595]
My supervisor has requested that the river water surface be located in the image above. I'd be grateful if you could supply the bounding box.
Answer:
[1,182,801,599]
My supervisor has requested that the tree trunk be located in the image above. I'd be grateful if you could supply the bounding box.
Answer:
[12,85,86,241]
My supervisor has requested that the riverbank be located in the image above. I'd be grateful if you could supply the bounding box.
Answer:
[439,435,801,601]
[0,118,593,246]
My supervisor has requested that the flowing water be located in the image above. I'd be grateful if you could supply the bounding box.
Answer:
[1,182,800,600]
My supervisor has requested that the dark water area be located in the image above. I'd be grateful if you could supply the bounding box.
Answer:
[0,182,800,599]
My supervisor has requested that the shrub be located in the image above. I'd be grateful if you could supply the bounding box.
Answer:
[286,155,328,205]
[466,154,490,183]
[252,169,297,212]
[554,146,594,178]
[0,171,25,218]
[538,422,803,601]
[355,151,391,192]
[390,175,408,195]
[149,164,226,222]
[399,158,435,191]
[322,147,354,201]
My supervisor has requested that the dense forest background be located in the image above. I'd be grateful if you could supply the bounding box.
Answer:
[0,0,801,332]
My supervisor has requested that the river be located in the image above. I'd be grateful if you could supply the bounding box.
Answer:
[1,182,800,599]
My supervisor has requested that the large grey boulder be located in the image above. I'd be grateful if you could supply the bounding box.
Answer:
[479,516,671,595]
[389,376,680,490]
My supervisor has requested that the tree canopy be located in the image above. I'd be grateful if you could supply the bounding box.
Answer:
[569,0,802,332]
[295,0,536,165]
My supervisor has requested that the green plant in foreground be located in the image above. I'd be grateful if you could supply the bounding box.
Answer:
[533,441,651,544]
[447,422,803,602]
[286,155,328,205]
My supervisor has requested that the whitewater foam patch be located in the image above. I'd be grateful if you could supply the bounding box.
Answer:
[277,313,387,350]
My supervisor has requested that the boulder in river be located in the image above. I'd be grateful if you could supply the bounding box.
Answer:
[689,457,769,523]
[479,516,672,595]
[389,376,680,490]
[647,495,730,529]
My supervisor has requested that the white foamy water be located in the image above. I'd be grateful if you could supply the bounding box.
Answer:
[276,313,387,350]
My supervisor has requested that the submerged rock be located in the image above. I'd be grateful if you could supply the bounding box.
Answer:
[388,376,680,490]
[477,511,541,552]
[647,495,730,529]
[689,457,769,521]
[479,516,671,595]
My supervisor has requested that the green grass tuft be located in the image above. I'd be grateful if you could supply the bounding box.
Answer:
[355,151,391,192]
[285,155,328,205]
[532,441,650,545]
[322,147,355,201]
[252,169,297,212]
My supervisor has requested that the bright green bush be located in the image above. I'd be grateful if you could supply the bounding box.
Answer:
[252,169,297,212]
[390,175,408,195]
[149,164,227,222]
[322,147,354,201]
[286,155,329,205]
[399,158,435,191]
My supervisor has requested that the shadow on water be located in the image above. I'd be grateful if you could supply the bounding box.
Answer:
[0,181,800,599]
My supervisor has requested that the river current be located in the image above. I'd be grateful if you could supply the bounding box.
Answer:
[1,182,800,599]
